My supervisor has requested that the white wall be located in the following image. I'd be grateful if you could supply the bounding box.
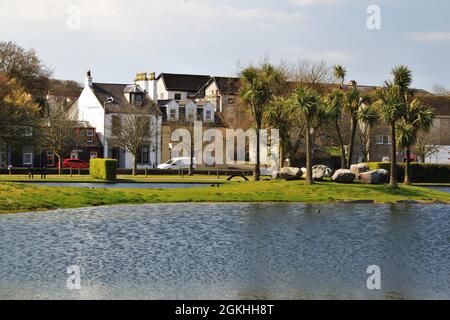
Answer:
[77,86,106,156]
[426,146,450,164]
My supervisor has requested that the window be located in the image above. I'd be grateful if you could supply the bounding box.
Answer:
[79,129,85,140]
[139,146,149,164]
[169,109,177,121]
[174,93,182,100]
[112,115,122,135]
[46,150,54,167]
[376,135,391,145]
[0,151,6,167]
[23,127,33,137]
[86,129,94,143]
[131,93,143,107]
[90,152,98,159]
[23,147,33,165]
[160,93,164,99]
[205,110,212,121]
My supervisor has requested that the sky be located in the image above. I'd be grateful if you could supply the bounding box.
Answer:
[1,0,449,91]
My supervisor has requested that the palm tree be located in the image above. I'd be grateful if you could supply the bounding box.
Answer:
[345,86,362,168]
[392,65,413,103]
[373,82,405,188]
[266,96,295,166]
[325,89,347,168]
[240,63,286,181]
[358,103,379,162]
[291,86,321,185]
[333,65,347,88]
[397,99,435,184]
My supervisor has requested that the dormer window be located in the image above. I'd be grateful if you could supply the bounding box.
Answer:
[130,93,144,107]
[174,93,182,100]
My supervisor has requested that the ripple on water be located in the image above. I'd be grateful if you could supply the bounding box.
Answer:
[0,203,449,299]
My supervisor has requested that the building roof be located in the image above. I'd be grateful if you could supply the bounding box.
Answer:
[92,83,159,114]
[157,73,211,92]
[213,77,241,95]
[415,94,450,116]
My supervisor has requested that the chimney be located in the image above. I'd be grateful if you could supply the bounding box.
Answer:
[85,70,93,87]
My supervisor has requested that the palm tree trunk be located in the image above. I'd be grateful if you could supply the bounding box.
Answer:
[390,122,398,188]
[404,146,411,185]
[347,117,357,168]
[305,121,314,185]
[254,125,261,181]
[335,119,346,168]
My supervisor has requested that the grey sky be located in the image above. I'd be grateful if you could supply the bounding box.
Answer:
[1,0,449,91]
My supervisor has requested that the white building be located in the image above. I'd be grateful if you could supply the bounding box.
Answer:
[70,71,163,169]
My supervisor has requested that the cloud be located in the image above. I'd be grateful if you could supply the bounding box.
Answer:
[409,32,450,43]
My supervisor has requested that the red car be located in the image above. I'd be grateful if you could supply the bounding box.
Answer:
[62,158,90,169]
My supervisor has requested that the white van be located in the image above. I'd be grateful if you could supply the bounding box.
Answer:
[157,157,197,170]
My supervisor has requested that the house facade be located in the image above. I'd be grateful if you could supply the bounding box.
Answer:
[70,71,163,169]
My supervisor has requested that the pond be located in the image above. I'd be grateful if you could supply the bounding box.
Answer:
[427,186,450,193]
[0,203,449,300]
[21,182,218,189]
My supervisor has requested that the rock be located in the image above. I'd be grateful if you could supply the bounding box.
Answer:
[312,165,333,179]
[376,169,389,183]
[350,163,369,176]
[280,167,302,181]
[301,167,307,177]
[331,169,356,183]
[358,170,382,184]
[271,171,281,180]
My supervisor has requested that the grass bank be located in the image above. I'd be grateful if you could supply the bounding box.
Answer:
[0,180,449,214]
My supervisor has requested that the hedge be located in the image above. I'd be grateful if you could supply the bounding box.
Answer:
[367,162,450,183]
[89,158,117,181]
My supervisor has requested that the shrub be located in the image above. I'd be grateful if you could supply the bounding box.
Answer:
[89,158,117,181]
[367,162,450,183]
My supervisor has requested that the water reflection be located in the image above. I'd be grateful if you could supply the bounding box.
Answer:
[0,203,449,300]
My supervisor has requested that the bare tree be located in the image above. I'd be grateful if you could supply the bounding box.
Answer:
[412,130,440,163]
[37,105,79,174]
[432,84,450,96]
[288,58,332,86]
[108,105,157,176]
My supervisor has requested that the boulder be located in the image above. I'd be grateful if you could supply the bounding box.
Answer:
[301,167,307,178]
[350,163,369,176]
[332,169,356,183]
[376,169,389,183]
[312,165,333,180]
[358,170,382,184]
[271,171,281,180]
[280,167,302,181]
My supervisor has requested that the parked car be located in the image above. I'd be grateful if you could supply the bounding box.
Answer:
[157,157,197,170]
[62,158,90,169]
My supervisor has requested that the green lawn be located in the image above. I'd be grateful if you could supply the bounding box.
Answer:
[0,180,449,214]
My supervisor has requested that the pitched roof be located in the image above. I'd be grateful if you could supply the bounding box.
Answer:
[158,73,211,92]
[92,83,160,114]
[213,77,241,94]
[415,94,450,116]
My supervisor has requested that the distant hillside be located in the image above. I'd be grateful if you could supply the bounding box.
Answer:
[49,79,82,98]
